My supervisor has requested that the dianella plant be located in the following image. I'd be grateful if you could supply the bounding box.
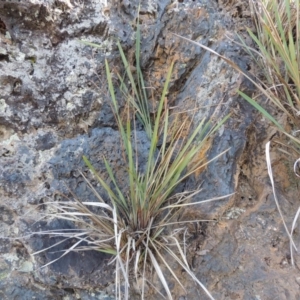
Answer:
[36,21,230,300]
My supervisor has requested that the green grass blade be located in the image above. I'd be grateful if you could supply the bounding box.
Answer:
[116,39,152,137]
[103,157,129,213]
[146,61,174,179]
[82,155,128,217]
[97,248,118,255]
[238,91,283,130]
[135,16,151,136]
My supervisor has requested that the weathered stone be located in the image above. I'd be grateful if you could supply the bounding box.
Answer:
[0,0,299,299]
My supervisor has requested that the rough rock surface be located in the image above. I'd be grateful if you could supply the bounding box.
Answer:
[0,0,299,299]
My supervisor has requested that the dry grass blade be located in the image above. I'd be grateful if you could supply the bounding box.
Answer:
[31,232,86,256]
[170,236,215,300]
[147,245,173,300]
[162,192,235,211]
[156,238,215,300]
[37,238,85,269]
[290,206,300,266]
[148,239,187,294]
[293,158,300,177]
[266,141,297,250]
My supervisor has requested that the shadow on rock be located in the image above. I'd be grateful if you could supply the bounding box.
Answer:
[29,218,114,288]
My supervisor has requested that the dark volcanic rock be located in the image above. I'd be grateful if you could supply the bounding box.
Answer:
[1,0,299,299]
[29,218,114,288]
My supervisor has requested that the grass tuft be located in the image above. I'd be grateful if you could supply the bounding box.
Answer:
[33,19,231,300]
[173,0,300,268]
[248,0,300,266]
[247,0,300,117]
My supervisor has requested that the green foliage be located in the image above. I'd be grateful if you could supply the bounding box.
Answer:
[81,23,228,298]
[243,0,300,266]
[238,0,300,145]
[174,0,300,147]
[38,20,230,300]
[173,2,300,273]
